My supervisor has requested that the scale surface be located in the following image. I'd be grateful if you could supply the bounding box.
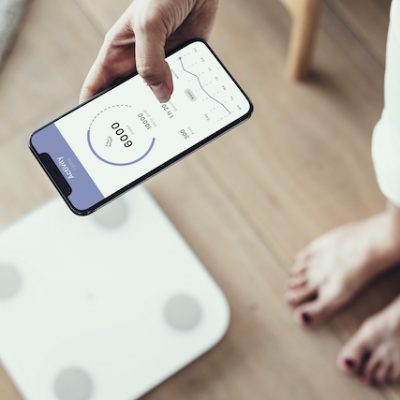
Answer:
[0,187,230,400]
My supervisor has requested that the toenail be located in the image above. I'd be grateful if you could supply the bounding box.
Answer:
[345,359,355,369]
[302,313,312,324]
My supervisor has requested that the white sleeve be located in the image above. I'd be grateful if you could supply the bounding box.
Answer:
[372,0,400,206]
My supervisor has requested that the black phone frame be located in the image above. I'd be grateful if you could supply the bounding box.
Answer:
[29,38,254,216]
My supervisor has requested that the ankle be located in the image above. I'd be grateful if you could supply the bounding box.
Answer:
[387,201,400,218]
[386,201,400,238]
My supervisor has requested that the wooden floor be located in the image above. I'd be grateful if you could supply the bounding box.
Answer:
[0,0,399,398]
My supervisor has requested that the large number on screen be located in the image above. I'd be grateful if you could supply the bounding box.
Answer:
[111,122,132,148]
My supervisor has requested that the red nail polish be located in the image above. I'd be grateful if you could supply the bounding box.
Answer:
[302,313,312,324]
[345,358,355,369]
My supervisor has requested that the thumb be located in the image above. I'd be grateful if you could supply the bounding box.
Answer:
[134,21,173,102]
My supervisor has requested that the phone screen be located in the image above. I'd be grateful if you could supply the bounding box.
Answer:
[30,40,253,214]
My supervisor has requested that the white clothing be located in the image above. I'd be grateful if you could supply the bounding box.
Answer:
[372,0,400,206]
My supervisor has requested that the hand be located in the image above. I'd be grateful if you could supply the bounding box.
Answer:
[80,0,219,103]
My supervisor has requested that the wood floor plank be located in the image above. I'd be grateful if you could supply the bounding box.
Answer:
[327,0,391,65]
[0,367,21,400]
[0,0,103,146]
[75,0,130,33]
[0,135,55,229]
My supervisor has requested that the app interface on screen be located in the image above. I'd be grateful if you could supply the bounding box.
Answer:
[31,41,251,211]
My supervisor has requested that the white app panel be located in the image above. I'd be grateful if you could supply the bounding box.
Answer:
[55,41,251,197]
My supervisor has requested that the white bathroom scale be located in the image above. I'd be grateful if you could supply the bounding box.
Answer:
[0,187,230,400]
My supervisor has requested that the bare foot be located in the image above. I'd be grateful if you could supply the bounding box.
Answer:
[337,295,400,386]
[286,204,400,328]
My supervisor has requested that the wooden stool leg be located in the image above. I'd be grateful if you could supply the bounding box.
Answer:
[284,0,321,80]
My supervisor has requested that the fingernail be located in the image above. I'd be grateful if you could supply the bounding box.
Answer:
[150,82,170,103]
[345,358,355,369]
[302,312,312,324]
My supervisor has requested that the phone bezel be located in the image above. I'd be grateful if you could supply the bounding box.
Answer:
[29,38,254,216]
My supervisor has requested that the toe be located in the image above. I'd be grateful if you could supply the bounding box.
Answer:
[290,249,310,275]
[294,247,310,265]
[286,284,316,308]
[389,364,400,383]
[362,353,381,383]
[338,344,368,376]
[287,275,307,289]
[372,362,391,386]
[289,264,307,277]
[338,321,375,375]
[293,294,335,328]
[384,364,394,385]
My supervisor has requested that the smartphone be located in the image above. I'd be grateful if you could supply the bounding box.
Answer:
[29,39,253,215]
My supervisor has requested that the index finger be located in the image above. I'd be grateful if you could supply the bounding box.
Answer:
[79,10,135,103]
